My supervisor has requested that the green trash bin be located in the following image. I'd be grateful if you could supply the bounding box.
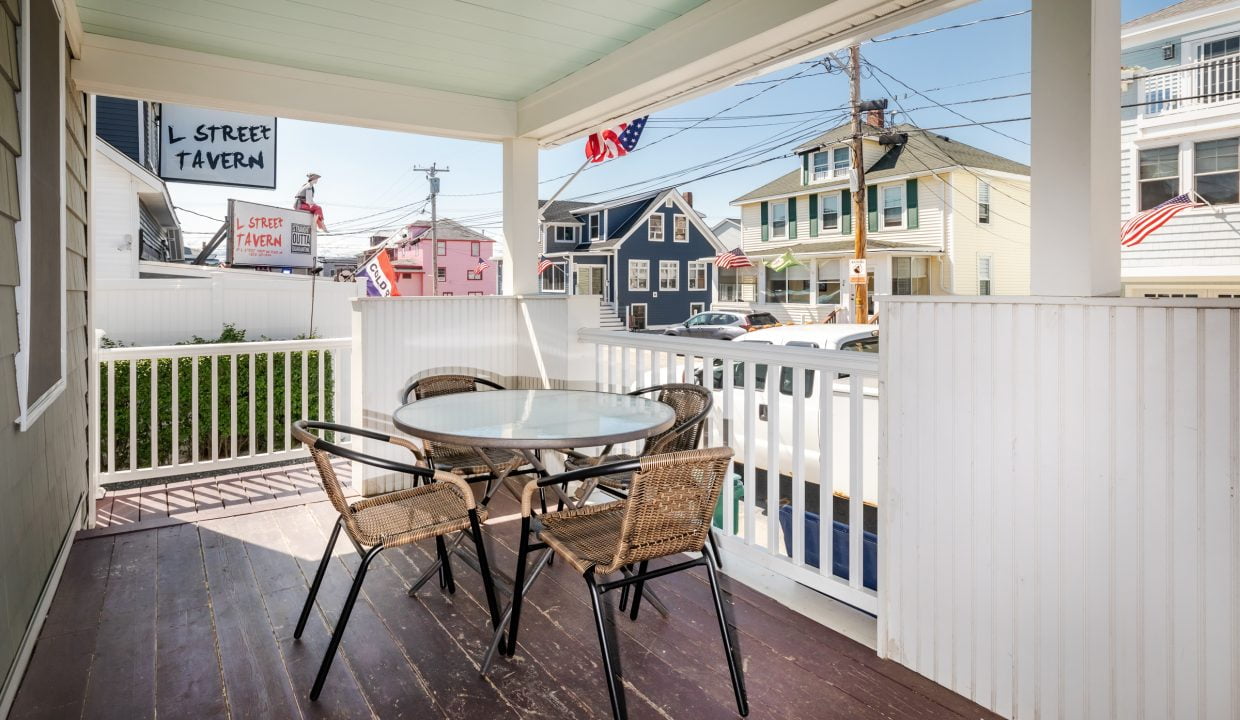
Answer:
[713,474,744,534]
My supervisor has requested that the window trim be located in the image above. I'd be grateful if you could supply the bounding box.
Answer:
[810,146,850,183]
[435,240,446,255]
[15,0,68,430]
[648,214,664,241]
[672,213,689,243]
[818,191,841,231]
[540,261,567,293]
[589,213,600,240]
[1193,137,1240,205]
[467,268,483,281]
[658,260,679,291]
[470,241,480,256]
[771,201,789,239]
[689,301,705,316]
[880,183,906,230]
[687,260,708,291]
[977,180,992,224]
[627,303,648,330]
[977,254,993,296]
[436,266,446,281]
[552,224,576,244]
[628,259,650,291]
[1138,145,1183,211]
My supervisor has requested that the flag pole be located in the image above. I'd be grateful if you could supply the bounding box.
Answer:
[538,157,592,220]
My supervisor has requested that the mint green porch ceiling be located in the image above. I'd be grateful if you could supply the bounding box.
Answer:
[75,0,708,101]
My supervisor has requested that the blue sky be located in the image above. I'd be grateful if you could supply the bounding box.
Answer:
[169,0,1176,258]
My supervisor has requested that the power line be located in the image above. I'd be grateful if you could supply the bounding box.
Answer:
[869,9,1030,43]
[174,206,224,223]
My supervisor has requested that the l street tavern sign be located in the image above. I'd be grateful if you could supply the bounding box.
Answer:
[159,104,278,189]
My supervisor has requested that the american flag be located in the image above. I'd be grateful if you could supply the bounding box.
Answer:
[1121,193,1204,247]
[475,257,491,272]
[536,255,554,274]
[715,247,754,269]
[585,116,648,163]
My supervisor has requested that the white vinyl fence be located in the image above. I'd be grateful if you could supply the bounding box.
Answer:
[97,337,351,485]
[578,328,880,615]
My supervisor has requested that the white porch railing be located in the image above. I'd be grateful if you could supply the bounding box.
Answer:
[578,328,880,615]
[1137,55,1240,117]
[97,337,351,486]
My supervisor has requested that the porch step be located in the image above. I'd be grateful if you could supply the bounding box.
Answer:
[599,300,626,330]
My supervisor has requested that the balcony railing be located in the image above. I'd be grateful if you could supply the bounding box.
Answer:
[96,337,351,485]
[578,328,880,614]
[1137,55,1240,117]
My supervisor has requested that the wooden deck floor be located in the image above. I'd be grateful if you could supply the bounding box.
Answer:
[10,475,999,720]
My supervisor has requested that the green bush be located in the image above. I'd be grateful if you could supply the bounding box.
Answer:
[99,325,335,471]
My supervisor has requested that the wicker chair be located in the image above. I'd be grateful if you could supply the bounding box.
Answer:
[400,374,529,482]
[507,448,748,719]
[291,420,504,701]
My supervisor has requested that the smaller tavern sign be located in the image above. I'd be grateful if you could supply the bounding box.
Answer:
[159,104,277,189]
[228,200,316,269]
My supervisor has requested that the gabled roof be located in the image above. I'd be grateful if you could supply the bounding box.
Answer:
[397,218,492,245]
[1122,0,1235,29]
[733,122,1029,204]
[540,199,592,224]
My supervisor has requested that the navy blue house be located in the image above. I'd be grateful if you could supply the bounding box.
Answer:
[538,188,725,328]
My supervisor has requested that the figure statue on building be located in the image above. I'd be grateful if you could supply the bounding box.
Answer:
[295,172,328,232]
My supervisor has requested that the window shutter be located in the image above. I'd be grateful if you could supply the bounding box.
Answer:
[841,190,852,234]
[760,201,769,241]
[788,197,798,239]
[809,194,819,237]
[867,185,878,232]
[906,179,919,229]
[802,153,809,185]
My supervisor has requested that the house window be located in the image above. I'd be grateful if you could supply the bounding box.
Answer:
[629,259,649,291]
[819,193,840,230]
[892,257,930,295]
[1197,36,1240,105]
[717,268,755,302]
[628,303,648,330]
[673,214,688,242]
[977,255,993,296]
[811,147,849,181]
[766,264,811,303]
[659,260,679,291]
[436,240,446,255]
[442,291,453,296]
[553,225,576,243]
[881,185,905,229]
[812,151,831,181]
[690,302,705,315]
[467,268,483,280]
[468,291,483,296]
[540,262,566,292]
[589,213,600,240]
[648,214,664,241]
[15,0,68,428]
[436,266,446,281]
[688,261,708,290]
[1140,146,1180,210]
[470,241,480,256]
[1195,138,1239,204]
[816,260,842,305]
[771,202,788,239]
[833,147,849,174]
[977,180,991,224]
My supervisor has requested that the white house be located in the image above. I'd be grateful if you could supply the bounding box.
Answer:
[1121,0,1240,298]
[719,118,1030,322]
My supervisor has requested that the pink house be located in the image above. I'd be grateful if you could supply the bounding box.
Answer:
[385,218,497,296]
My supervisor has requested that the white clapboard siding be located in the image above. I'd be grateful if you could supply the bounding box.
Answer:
[880,296,1240,720]
[354,295,600,494]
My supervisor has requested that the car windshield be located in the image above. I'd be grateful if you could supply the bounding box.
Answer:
[747,313,778,326]
[839,337,880,353]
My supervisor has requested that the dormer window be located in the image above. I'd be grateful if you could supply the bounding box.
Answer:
[554,226,576,243]
[810,147,850,182]
[589,213,600,240]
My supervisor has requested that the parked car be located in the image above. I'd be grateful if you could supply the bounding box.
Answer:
[697,324,880,505]
[664,310,780,340]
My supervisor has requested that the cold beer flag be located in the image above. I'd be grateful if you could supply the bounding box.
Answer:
[361,251,401,297]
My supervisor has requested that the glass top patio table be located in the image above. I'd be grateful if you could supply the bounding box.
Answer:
[391,388,676,449]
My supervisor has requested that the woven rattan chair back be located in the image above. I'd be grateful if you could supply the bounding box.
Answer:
[403,374,505,463]
[610,447,733,572]
[294,425,363,536]
[635,384,712,455]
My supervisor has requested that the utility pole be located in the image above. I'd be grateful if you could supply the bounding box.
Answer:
[413,163,449,295]
[848,44,868,324]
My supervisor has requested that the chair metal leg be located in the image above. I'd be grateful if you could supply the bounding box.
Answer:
[468,510,503,644]
[310,544,383,701]
[628,561,649,621]
[295,517,341,640]
[703,557,748,717]
[585,572,628,720]
[505,516,532,656]
[436,536,456,595]
[707,529,724,570]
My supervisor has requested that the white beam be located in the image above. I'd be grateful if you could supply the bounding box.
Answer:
[517,0,968,143]
[502,138,540,296]
[1031,0,1122,296]
[71,35,516,142]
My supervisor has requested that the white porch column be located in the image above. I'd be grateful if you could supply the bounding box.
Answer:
[1030,0,1121,296]
[502,137,540,295]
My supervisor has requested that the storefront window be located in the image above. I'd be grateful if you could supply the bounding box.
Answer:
[766,264,811,304]
[816,260,842,304]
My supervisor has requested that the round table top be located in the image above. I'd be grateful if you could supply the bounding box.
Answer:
[391,389,676,449]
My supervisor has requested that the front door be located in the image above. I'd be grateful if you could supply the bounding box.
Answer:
[576,265,605,295]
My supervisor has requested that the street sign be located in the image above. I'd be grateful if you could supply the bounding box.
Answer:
[848,259,868,284]
[228,199,316,268]
[160,104,277,189]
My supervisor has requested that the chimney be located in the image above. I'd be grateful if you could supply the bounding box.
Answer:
[866,109,884,128]
[369,234,387,247]
[683,191,694,207]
